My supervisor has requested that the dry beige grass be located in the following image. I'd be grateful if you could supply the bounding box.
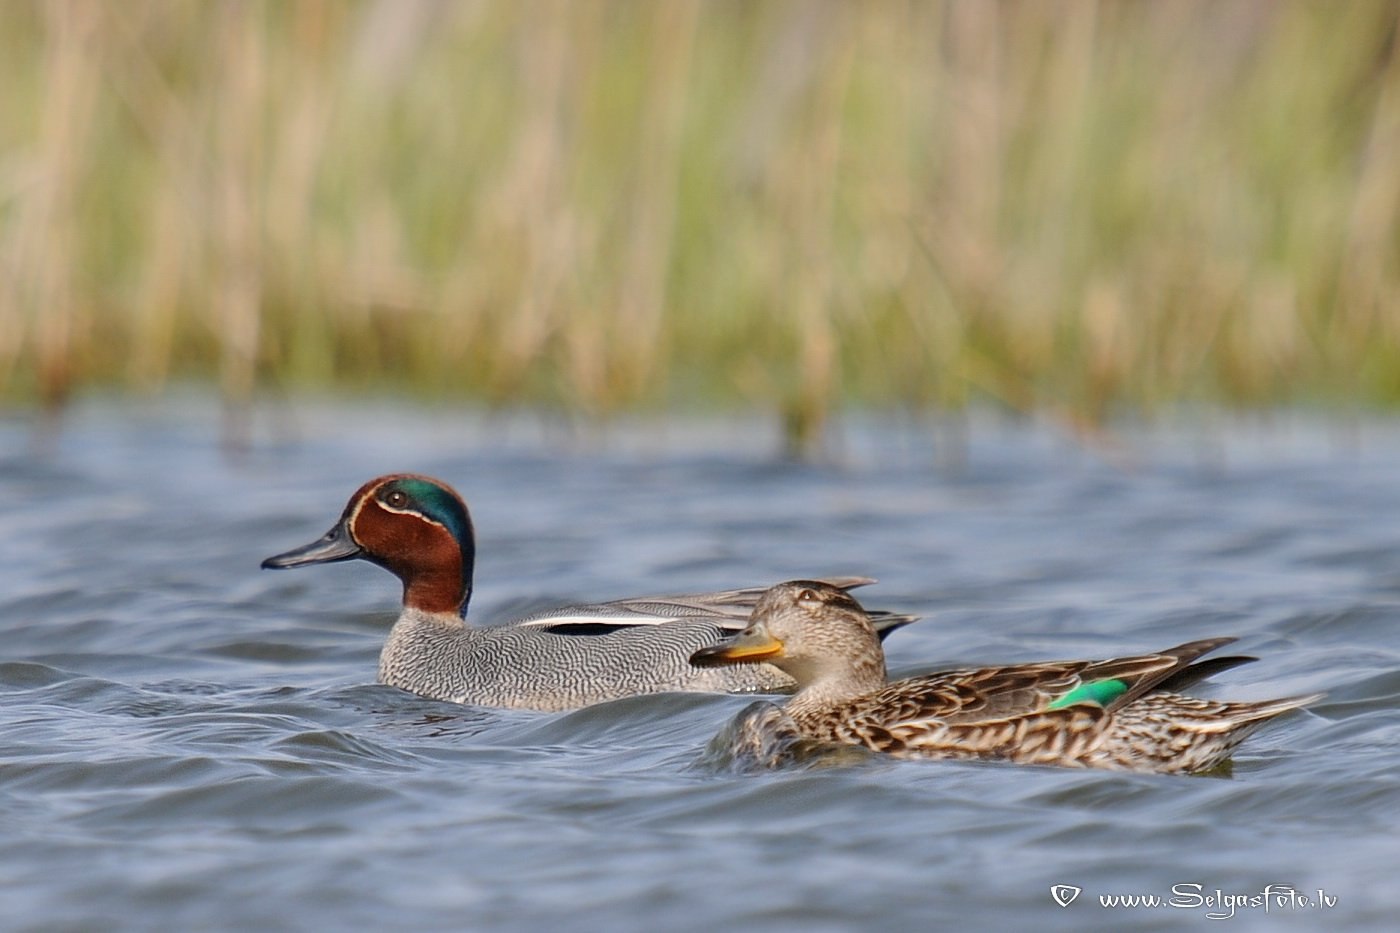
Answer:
[1,1,1397,447]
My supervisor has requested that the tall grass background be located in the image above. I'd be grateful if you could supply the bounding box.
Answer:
[3,1,1399,447]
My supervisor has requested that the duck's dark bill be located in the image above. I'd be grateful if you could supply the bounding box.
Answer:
[690,633,785,667]
[261,523,362,569]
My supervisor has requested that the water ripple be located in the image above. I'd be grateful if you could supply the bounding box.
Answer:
[1,402,1397,930]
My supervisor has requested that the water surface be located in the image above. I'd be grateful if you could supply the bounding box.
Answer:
[1,400,1395,931]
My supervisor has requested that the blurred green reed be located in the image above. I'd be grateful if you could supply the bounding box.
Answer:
[2,1,1399,449]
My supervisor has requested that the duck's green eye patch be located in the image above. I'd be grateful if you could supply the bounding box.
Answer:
[1048,678,1128,710]
[390,478,473,547]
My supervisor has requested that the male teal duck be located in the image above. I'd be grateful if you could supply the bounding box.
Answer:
[261,475,916,711]
[691,581,1322,774]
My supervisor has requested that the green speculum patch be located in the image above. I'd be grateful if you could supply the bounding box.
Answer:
[1048,678,1129,710]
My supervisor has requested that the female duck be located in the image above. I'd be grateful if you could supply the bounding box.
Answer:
[262,475,914,711]
[692,581,1321,774]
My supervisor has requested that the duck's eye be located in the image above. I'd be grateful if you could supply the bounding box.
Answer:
[383,490,409,509]
[797,588,819,605]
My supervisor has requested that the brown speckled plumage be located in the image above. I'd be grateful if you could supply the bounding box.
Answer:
[691,581,1322,774]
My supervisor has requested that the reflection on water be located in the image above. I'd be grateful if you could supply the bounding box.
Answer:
[0,399,1396,930]
[695,699,879,773]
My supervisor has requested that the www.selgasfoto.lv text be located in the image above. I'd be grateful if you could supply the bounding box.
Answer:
[1095,883,1337,919]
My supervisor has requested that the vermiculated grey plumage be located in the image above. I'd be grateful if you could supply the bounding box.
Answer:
[262,474,918,711]
[380,582,916,711]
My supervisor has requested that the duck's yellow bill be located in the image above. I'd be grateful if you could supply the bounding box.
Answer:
[690,632,785,667]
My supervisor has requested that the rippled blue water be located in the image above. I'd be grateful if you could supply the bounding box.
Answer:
[1,398,1395,931]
